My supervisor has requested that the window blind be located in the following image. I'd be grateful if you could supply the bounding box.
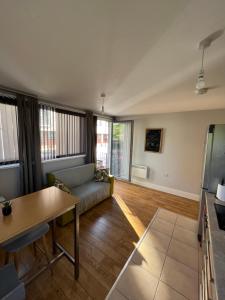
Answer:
[40,104,86,160]
[0,96,19,165]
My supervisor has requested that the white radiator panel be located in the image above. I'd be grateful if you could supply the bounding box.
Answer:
[132,165,148,179]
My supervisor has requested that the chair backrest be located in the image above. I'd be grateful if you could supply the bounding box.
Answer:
[48,163,95,188]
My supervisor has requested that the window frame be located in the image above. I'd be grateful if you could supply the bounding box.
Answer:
[39,104,87,161]
[0,98,88,165]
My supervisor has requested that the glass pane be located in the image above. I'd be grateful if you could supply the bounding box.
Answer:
[111,122,132,180]
[96,119,112,169]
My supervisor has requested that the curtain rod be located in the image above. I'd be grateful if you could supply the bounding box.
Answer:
[0,85,36,98]
[0,85,114,119]
[39,99,86,115]
[0,85,86,114]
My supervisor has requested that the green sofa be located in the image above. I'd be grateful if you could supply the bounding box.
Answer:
[47,163,114,226]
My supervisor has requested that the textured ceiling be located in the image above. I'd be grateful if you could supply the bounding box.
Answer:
[0,0,225,116]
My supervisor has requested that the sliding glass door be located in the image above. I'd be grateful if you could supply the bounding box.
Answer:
[111,121,133,181]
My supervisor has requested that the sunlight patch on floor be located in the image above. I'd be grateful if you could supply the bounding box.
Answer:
[113,193,146,238]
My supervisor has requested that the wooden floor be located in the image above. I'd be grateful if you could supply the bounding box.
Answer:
[1,181,199,300]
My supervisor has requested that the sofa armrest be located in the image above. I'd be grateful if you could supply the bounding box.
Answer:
[108,175,114,196]
[47,173,56,187]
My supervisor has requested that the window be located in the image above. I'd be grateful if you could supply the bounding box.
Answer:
[40,104,86,160]
[96,118,112,169]
[0,97,19,165]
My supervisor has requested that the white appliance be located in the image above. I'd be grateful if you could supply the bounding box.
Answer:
[132,165,148,179]
[217,184,225,201]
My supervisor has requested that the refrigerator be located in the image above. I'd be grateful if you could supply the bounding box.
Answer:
[202,124,225,192]
[198,124,225,240]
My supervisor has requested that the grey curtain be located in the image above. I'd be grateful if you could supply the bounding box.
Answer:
[17,95,42,194]
[85,112,97,164]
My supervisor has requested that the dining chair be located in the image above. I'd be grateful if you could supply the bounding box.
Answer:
[1,223,51,273]
[0,264,25,300]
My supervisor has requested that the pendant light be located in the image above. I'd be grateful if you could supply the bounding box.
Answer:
[100,93,106,114]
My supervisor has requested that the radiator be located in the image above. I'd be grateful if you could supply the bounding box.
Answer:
[132,165,148,179]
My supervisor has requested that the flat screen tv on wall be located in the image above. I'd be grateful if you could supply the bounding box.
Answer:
[145,128,163,153]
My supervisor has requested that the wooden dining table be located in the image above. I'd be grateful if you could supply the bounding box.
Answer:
[0,186,80,283]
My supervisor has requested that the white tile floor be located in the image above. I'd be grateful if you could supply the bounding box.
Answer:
[167,238,199,271]
[107,208,199,300]
[155,281,187,300]
[140,228,171,254]
[151,217,175,236]
[131,243,166,278]
[116,264,159,300]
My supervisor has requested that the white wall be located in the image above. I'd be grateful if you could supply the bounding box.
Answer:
[130,109,225,200]
[0,156,85,200]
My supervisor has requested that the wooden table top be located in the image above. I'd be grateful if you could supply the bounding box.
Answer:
[0,186,79,244]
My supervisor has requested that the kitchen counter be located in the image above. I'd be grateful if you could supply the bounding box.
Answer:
[205,192,225,300]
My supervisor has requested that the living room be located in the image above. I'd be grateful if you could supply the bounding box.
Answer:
[0,1,225,300]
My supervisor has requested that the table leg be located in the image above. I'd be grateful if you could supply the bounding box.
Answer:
[73,205,79,279]
[51,219,57,255]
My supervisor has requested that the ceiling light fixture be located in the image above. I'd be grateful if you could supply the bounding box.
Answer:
[195,28,224,95]
[100,92,106,114]
[195,47,206,94]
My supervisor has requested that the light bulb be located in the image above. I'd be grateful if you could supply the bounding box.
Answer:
[196,70,205,90]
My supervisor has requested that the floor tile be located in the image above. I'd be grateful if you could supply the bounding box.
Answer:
[161,257,198,300]
[107,288,127,300]
[176,215,198,232]
[116,264,158,300]
[132,244,166,278]
[167,238,198,271]
[143,229,171,254]
[151,217,175,236]
[154,281,187,300]
[157,208,177,224]
[173,225,199,248]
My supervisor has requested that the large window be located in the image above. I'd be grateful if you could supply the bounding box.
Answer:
[0,97,18,165]
[40,104,86,160]
[96,118,112,169]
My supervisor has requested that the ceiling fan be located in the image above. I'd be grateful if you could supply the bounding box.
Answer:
[195,29,224,95]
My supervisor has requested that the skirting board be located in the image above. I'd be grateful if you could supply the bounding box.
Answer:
[131,178,200,201]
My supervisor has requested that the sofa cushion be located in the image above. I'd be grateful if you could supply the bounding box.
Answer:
[94,168,109,182]
[71,180,110,214]
[50,163,95,188]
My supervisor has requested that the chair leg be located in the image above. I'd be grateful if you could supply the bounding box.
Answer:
[33,242,37,257]
[41,235,53,275]
[13,253,19,272]
[4,252,10,265]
